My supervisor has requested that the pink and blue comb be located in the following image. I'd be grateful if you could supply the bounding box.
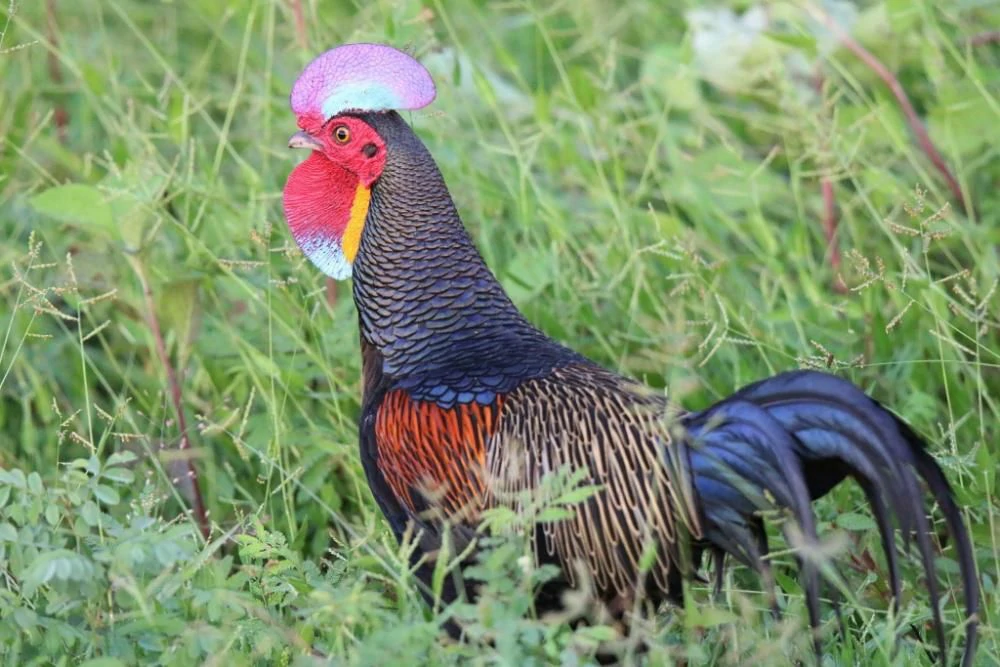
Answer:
[290,43,436,120]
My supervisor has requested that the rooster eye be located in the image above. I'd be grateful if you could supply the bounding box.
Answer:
[333,125,351,144]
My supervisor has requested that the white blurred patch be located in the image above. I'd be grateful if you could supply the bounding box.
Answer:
[685,2,859,99]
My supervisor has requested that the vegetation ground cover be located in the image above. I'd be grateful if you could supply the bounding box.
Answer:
[1,1,998,664]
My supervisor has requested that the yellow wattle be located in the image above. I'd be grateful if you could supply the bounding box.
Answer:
[342,184,371,264]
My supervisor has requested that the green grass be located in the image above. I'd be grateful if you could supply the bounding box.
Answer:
[1,0,998,664]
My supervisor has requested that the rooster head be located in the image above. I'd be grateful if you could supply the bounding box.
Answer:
[283,43,435,279]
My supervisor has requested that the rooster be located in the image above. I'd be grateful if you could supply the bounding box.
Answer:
[281,44,978,664]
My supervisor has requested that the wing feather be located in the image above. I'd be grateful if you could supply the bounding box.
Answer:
[486,363,700,607]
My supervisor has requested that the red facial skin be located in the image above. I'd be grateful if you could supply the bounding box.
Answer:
[295,112,387,188]
[283,115,387,257]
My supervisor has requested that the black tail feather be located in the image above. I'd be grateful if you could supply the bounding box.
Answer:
[685,399,822,653]
[853,474,902,614]
[905,427,980,667]
[684,370,978,665]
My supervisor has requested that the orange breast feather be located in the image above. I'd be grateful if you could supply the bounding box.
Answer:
[375,390,504,522]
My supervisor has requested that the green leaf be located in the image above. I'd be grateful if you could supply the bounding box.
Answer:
[638,540,659,574]
[27,472,43,495]
[0,468,27,489]
[86,456,101,476]
[30,184,113,231]
[577,625,619,642]
[101,157,170,250]
[935,556,961,576]
[235,534,269,560]
[44,503,60,526]
[12,607,37,630]
[107,451,138,467]
[0,522,17,542]
[685,605,739,628]
[67,458,91,470]
[102,467,135,484]
[21,549,97,597]
[536,506,574,523]
[835,512,876,532]
[81,500,101,526]
[556,484,602,506]
[153,539,189,566]
[93,484,120,506]
[79,659,127,667]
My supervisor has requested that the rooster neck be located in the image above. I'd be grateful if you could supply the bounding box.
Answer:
[350,111,578,404]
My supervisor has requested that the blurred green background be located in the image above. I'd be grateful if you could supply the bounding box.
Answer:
[1,0,998,664]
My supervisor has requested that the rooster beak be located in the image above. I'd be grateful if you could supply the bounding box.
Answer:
[288,131,323,151]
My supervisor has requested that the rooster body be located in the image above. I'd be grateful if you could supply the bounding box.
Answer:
[282,45,978,664]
